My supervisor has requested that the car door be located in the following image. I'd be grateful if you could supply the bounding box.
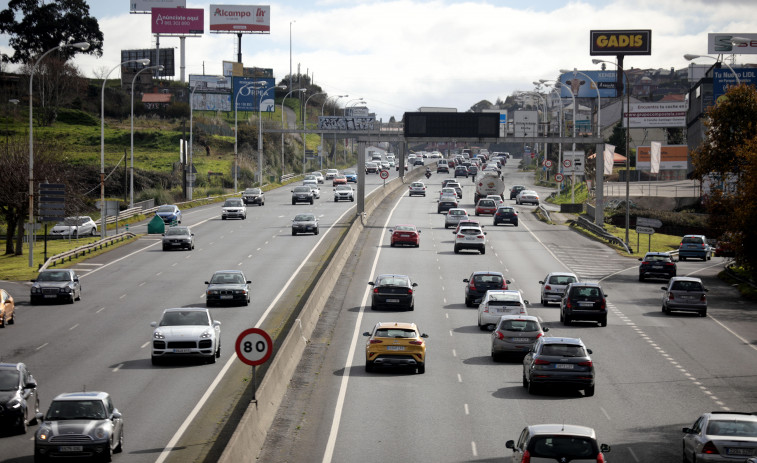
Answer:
[682,416,704,460]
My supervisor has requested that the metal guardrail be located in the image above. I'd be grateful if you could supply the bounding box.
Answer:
[537,204,551,222]
[38,232,137,272]
[575,216,632,254]
[281,173,297,183]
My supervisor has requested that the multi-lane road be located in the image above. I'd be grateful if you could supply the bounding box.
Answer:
[258,162,757,463]
[0,168,402,462]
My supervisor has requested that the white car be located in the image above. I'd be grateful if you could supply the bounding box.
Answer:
[303,177,318,188]
[150,308,221,365]
[306,183,321,199]
[444,208,469,229]
[50,216,98,237]
[453,225,487,254]
[310,171,324,184]
[221,198,247,220]
[324,169,339,180]
[507,424,611,462]
[477,290,529,329]
[334,185,355,202]
[439,187,457,200]
[408,182,426,197]
[516,189,540,205]
[539,272,579,306]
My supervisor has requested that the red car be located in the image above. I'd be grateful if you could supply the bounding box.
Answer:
[475,198,498,216]
[332,175,347,186]
[389,224,421,247]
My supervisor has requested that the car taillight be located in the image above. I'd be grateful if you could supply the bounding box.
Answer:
[536,332,544,339]
[665,263,675,267]
[468,281,476,291]
[457,234,465,239]
[701,441,719,454]
[545,285,552,290]
[373,288,379,294]
[679,242,684,247]
[600,300,606,310]
[641,261,649,265]
[520,450,531,463]
[408,289,413,295]
[700,294,707,302]
[578,360,593,366]
[495,331,504,340]
[477,234,485,239]
[409,340,423,345]
[566,300,573,309]
[597,452,605,463]
[502,282,508,289]
[534,359,550,365]
[369,339,383,344]
[701,243,706,248]
[668,292,674,300]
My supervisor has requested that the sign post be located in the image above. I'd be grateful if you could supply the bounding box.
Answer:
[635,217,661,252]
[379,169,389,186]
[235,328,273,403]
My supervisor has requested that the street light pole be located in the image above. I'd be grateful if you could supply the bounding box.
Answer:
[281,88,306,177]
[28,41,89,267]
[343,98,363,163]
[101,58,149,239]
[303,91,326,174]
[260,85,286,185]
[289,20,295,92]
[131,65,162,208]
[321,95,346,168]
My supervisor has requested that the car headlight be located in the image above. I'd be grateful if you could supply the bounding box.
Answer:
[153,330,165,339]
[94,427,108,440]
[200,330,213,339]
[37,428,51,441]
[31,286,41,294]
[61,287,71,293]
[208,290,218,295]
[7,398,21,409]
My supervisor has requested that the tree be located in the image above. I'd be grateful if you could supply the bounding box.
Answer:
[0,0,103,64]
[608,122,626,155]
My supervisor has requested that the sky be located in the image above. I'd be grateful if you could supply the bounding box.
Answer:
[3,0,757,121]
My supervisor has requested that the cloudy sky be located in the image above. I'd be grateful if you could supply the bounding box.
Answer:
[3,0,757,121]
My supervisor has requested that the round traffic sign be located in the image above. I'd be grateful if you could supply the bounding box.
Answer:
[235,328,273,366]
[555,173,564,183]
[379,170,389,179]
[544,160,553,168]
[530,152,535,159]
[563,159,572,168]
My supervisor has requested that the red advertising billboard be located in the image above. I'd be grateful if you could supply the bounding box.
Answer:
[210,4,270,33]
[152,7,204,35]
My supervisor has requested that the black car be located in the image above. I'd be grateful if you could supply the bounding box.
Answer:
[369,274,417,311]
[242,188,265,206]
[30,269,81,305]
[437,197,458,214]
[510,185,526,200]
[493,206,518,226]
[292,213,319,235]
[454,166,469,178]
[205,270,251,306]
[0,363,39,434]
[638,252,677,281]
[291,185,315,205]
[522,337,595,396]
[463,271,511,307]
[560,282,608,327]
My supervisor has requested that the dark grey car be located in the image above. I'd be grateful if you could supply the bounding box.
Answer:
[162,226,194,251]
[205,270,251,306]
[662,276,708,316]
[242,188,265,206]
[291,186,314,205]
[0,363,39,434]
[522,336,595,396]
[30,269,81,304]
[292,213,319,235]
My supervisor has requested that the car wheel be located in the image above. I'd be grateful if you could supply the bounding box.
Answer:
[222,216,227,220]
[514,221,518,226]
[68,295,75,304]
[585,385,595,397]
[365,361,374,372]
[310,198,314,204]
[207,354,216,364]
[478,322,487,331]
[527,378,538,395]
[314,228,319,235]
[292,230,297,236]
[563,314,571,326]
[114,430,124,454]
[680,256,686,261]
[454,246,460,254]
[700,310,707,317]
[409,304,415,311]
[102,444,113,462]
[600,317,607,327]
[390,242,395,247]
[292,200,296,205]
[417,363,425,374]
[216,345,222,358]
[541,297,547,306]
[16,413,27,434]
[151,356,162,366]
[0,314,5,328]
[465,297,472,308]
[522,372,528,388]
[639,274,645,282]
[492,352,502,362]
[350,197,354,202]
[480,247,486,255]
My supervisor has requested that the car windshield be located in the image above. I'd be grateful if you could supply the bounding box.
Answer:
[295,215,315,221]
[0,370,19,391]
[500,320,540,332]
[165,228,189,236]
[549,275,577,285]
[46,400,107,420]
[449,210,467,216]
[336,185,351,191]
[530,436,596,458]
[36,271,71,282]
[294,187,310,192]
[224,199,243,207]
[541,344,586,357]
[210,273,245,285]
[671,280,703,291]
[244,188,260,194]
[157,206,175,212]
[160,310,210,326]
[344,171,356,175]
[706,420,757,437]
[374,328,417,338]
[377,276,409,287]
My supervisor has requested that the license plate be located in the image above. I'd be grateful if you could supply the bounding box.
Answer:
[555,364,575,369]
[466,236,476,240]
[173,348,191,353]
[220,295,233,300]
[386,298,400,303]
[386,346,405,351]
[172,242,181,246]
[578,301,594,307]
[512,338,530,342]
[652,264,662,268]
[44,295,57,298]
[726,448,753,456]
[680,296,694,300]
[60,446,83,452]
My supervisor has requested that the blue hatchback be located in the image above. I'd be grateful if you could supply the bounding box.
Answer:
[343,171,358,182]
[678,235,712,261]
[156,205,182,224]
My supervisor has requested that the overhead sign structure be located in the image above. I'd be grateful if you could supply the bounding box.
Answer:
[709,33,757,54]
[623,102,688,128]
[590,30,652,55]
[235,328,273,366]
[210,4,270,33]
[319,116,376,131]
[130,0,186,13]
[151,7,204,35]
[403,112,500,138]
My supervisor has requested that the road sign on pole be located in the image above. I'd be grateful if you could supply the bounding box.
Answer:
[236,328,273,366]
[379,170,389,179]
[544,160,553,168]
[636,226,655,234]
[555,173,564,183]
[636,217,662,228]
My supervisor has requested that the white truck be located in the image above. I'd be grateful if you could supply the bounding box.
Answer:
[474,172,505,204]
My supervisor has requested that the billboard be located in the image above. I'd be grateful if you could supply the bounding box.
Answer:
[713,67,757,102]
[189,75,231,111]
[708,33,757,54]
[210,5,270,33]
[151,7,204,35]
[559,70,619,98]
[244,67,274,78]
[636,145,688,171]
[403,112,500,138]
[232,77,276,112]
[590,30,652,56]
[623,102,688,128]
[189,75,231,92]
[130,0,185,13]
[318,116,376,130]
[223,61,243,77]
[121,48,174,76]
[192,93,231,111]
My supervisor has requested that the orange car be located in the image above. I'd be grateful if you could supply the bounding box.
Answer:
[1,289,15,327]
[332,175,347,186]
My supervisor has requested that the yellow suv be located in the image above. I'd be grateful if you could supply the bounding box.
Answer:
[363,322,428,374]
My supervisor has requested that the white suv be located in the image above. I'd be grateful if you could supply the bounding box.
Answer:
[325,169,339,180]
[477,290,528,330]
[453,226,486,254]
[506,424,611,462]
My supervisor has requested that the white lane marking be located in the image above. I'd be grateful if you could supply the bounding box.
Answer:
[36,343,48,351]
[69,324,79,331]
[628,447,640,462]
[156,272,162,276]
[321,191,405,463]
[257,248,261,251]
[96,307,105,313]
[457,374,463,383]
[112,363,123,373]
[248,254,253,259]
[138,282,146,287]
[471,441,478,457]
[449,330,453,337]
[600,406,611,421]
[464,403,469,415]
[452,349,457,357]
[141,342,150,349]
[709,314,757,352]
[119,294,126,300]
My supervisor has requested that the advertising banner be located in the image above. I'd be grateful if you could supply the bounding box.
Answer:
[622,102,688,128]
[636,145,688,171]
[223,61,243,77]
[318,116,376,131]
[130,0,186,13]
[232,77,276,112]
[590,30,652,56]
[210,4,270,33]
[189,75,231,92]
[151,7,203,35]
[559,71,618,98]
[192,93,231,112]
[713,68,757,102]
[708,33,757,55]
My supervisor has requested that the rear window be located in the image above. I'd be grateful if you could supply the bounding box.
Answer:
[474,275,502,284]
[529,436,597,458]
[374,329,417,338]
[682,236,704,244]
[460,229,481,235]
[499,320,540,332]
[671,280,703,291]
[706,420,757,437]
[549,275,577,285]
[540,344,586,357]
[570,286,602,298]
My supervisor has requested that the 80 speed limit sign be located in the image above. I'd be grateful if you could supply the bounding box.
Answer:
[235,328,273,366]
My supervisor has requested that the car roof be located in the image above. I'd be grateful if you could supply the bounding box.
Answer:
[376,274,410,279]
[375,321,417,330]
[163,307,209,313]
[568,282,601,287]
[547,271,578,277]
[669,276,703,283]
[498,315,540,322]
[644,252,671,256]
[525,424,597,438]
[540,336,585,346]
[703,411,757,421]
[0,363,23,371]
[471,270,503,276]
[212,270,244,275]
[393,224,416,228]
[51,391,110,402]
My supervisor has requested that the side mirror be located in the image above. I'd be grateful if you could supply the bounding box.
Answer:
[506,279,512,284]
[682,427,693,434]
[246,280,251,284]
[368,282,375,286]
[505,440,515,449]
[112,410,122,420]
[487,325,495,332]
[205,281,210,285]
[24,378,38,389]
[388,229,393,233]
[417,230,421,233]
[660,286,667,291]
[36,412,44,422]
[539,281,544,285]
[463,279,469,283]
[362,332,370,336]
[523,300,530,305]
[638,258,643,261]
[213,320,222,327]
[587,349,593,355]
[412,282,418,287]
[421,333,429,338]
[150,321,158,328]
[543,327,550,332]
[600,444,611,453]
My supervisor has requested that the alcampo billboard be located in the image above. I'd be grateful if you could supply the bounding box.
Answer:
[152,7,204,35]
[210,5,270,33]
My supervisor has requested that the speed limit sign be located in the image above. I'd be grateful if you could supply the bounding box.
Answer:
[235,328,273,366]
[563,159,572,169]
[543,160,553,168]
[555,173,564,183]
[379,170,389,179]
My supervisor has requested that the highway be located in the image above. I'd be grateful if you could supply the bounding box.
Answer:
[258,161,757,463]
[0,167,405,462]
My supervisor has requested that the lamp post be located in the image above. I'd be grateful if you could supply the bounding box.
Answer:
[321,95,346,168]
[289,20,295,92]
[519,89,547,176]
[593,58,631,247]
[560,68,602,138]
[280,88,306,177]
[343,98,364,163]
[260,85,286,185]
[683,54,741,85]
[235,81,267,191]
[28,41,89,267]
[131,65,163,207]
[303,91,326,174]
[101,58,150,239]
